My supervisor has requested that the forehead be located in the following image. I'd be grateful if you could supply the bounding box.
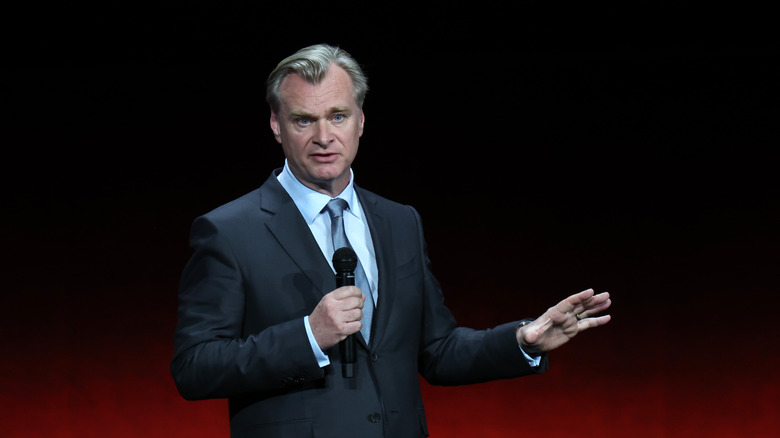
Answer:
[279,65,356,113]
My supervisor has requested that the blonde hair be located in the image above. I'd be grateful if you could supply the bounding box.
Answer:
[266,44,369,114]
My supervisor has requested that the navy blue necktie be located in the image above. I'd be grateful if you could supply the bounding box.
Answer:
[324,198,373,343]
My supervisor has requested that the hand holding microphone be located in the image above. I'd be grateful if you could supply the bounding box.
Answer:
[306,248,365,377]
[333,247,359,378]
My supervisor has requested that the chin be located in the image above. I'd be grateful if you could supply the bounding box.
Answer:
[313,165,347,179]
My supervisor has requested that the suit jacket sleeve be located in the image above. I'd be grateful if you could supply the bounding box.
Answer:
[407,205,549,385]
[170,208,325,401]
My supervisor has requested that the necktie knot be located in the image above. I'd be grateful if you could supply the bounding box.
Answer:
[325,198,350,253]
[325,198,348,220]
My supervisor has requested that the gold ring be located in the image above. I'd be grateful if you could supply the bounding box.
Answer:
[576,313,584,321]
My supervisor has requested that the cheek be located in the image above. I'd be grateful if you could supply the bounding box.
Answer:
[279,135,300,158]
[280,131,306,151]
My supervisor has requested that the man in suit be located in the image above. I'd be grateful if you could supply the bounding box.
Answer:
[170,43,612,437]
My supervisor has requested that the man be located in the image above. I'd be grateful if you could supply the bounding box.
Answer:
[171,43,612,437]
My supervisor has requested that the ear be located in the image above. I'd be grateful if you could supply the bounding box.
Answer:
[270,110,282,143]
[358,110,365,137]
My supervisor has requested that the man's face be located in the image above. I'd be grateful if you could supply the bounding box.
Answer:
[270,65,364,196]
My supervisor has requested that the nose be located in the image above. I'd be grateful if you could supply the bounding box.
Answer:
[313,121,334,147]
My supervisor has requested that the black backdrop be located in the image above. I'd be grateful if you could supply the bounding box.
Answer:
[3,2,778,437]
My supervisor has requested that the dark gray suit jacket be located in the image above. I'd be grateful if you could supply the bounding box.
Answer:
[171,169,547,437]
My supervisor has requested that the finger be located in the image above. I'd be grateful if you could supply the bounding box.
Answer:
[556,288,595,315]
[342,308,364,324]
[571,292,610,315]
[587,296,612,312]
[338,296,365,314]
[335,305,363,329]
[579,296,611,316]
[575,295,611,319]
[584,291,611,307]
[576,314,611,332]
[331,286,364,300]
[338,319,363,337]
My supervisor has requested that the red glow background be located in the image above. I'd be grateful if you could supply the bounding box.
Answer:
[3,3,778,437]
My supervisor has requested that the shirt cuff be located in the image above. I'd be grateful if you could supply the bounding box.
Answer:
[519,345,542,368]
[304,316,331,367]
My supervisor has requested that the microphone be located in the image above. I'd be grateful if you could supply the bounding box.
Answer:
[333,247,358,378]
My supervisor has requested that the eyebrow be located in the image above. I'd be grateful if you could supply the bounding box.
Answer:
[290,106,351,119]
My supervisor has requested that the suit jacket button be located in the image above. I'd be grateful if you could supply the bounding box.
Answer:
[368,412,381,423]
[371,353,378,362]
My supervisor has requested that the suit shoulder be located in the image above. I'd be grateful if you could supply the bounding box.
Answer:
[357,186,417,214]
[196,170,283,224]
[199,187,265,224]
[356,187,424,234]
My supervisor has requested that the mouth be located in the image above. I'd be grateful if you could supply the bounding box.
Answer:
[311,152,339,163]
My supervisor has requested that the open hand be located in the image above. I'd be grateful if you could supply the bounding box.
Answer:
[517,288,612,355]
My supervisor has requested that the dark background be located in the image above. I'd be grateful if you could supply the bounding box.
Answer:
[2,2,778,436]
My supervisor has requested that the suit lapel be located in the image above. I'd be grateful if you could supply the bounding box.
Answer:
[356,187,396,348]
[260,171,334,300]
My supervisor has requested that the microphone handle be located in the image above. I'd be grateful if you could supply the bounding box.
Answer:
[336,272,356,378]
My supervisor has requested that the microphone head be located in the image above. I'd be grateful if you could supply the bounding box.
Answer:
[333,247,358,273]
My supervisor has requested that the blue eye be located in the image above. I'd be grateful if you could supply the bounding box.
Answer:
[333,114,344,122]
[297,117,310,126]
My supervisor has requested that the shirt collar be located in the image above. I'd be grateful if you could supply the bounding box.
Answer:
[277,159,361,224]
